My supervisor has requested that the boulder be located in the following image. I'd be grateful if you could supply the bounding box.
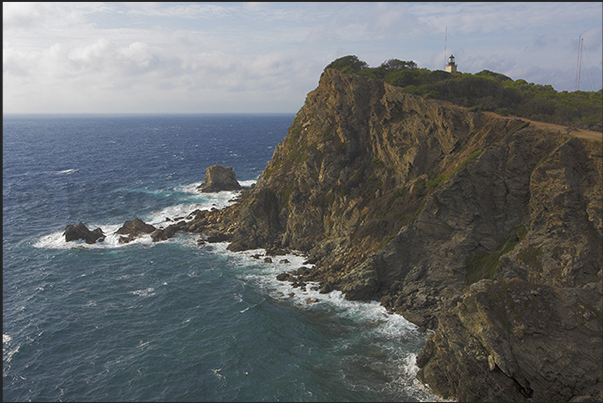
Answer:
[114,218,156,244]
[319,281,334,294]
[276,272,294,282]
[115,218,156,236]
[64,222,105,244]
[197,165,242,193]
[205,230,231,243]
[151,221,186,242]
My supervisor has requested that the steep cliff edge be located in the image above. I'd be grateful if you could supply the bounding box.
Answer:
[218,69,602,401]
[170,68,602,401]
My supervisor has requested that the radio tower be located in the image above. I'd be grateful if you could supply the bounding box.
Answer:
[444,27,448,67]
[575,36,584,91]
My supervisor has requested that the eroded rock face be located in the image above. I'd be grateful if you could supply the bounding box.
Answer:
[64,222,105,244]
[416,279,603,402]
[144,69,602,401]
[218,69,601,401]
[197,165,242,193]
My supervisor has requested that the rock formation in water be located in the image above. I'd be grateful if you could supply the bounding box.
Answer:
[151,68,602,401]
[115,218,156,244]
[197,165,242,192]
[64,222,105,244]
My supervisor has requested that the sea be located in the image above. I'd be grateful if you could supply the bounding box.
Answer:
[3,114,438,402]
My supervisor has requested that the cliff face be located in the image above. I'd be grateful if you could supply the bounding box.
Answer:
[182,69,602,401]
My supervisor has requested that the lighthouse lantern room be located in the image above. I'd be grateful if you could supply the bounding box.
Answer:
[446,54,458,73]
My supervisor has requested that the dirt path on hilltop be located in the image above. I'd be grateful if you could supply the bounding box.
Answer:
[482,111,602,142]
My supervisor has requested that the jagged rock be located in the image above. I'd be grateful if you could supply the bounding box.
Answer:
[64,222,105,244]
[205,230,230,243]
[114,218,156,244]
[227,188,282,252]
[319,281,333,294]
[276,272,293,281]
[197,165,242,193]
[151,221,185,242]
[115,218,155,235]
[417,279,603,402]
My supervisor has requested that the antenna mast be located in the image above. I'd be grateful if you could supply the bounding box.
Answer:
[444,26,448,67]
[575,36,584,91]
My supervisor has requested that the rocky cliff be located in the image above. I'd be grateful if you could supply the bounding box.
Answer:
[159,68,602,401]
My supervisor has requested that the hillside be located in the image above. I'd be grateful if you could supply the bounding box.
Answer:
[153,67,602,401]
[329,55,603,132]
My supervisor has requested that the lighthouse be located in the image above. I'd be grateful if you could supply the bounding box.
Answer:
[445,54,457,73]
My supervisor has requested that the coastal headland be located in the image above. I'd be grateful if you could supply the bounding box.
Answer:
[66,67,602,401]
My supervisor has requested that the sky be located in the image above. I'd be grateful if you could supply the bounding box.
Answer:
[3,2,602,114]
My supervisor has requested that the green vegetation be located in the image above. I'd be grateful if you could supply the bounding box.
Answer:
[325,55,368,74]
[465,225,527,285]
[425,150,483,190]
[425,171,447,189]
[517,245,542,270]
[326,55,602,132]
[370,157,385,167]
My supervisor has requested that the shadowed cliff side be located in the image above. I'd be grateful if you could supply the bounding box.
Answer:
[162,68,602,401]
[227,69,602,402]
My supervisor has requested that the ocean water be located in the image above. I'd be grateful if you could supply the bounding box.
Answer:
[3,114,437,402]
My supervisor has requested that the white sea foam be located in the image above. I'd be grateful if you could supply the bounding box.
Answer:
[239,179,257,188]
[33,223,155,250]
[221,244,418,335]
[174,181,204,194]
[207,242,440,401]
[132,287,155,297]
[174,179,255,195]
[33,183,245,250]
[3,334,20,370]
[56,169,77,175]
[137,340,151,349]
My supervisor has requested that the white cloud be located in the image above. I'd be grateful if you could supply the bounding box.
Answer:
[2,2,108,31]
[3,2,602,114]
[125,2,231,19]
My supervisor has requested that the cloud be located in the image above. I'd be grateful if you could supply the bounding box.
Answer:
[124,2,231,19]
[3,2,602,114]
[407,2,600,35]
[2,2,108,31]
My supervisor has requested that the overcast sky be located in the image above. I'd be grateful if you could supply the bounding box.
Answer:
[3,2,602,114]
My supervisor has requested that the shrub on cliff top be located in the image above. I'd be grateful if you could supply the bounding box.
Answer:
[325,55,602,132]
[325,55,368,74]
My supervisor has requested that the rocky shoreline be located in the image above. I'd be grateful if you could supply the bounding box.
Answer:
[65,69,602,402]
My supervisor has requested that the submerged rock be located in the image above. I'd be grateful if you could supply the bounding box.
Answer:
[197,165,241,193]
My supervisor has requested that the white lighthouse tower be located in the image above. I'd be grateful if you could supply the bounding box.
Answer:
[446,54,457,73]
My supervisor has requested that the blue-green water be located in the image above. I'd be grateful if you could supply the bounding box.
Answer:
[3,114,437,402]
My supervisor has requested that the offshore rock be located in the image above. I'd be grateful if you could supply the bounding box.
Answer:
[151,220,186,242]
[115,218,156,243]
[64,222,105,244]
[197,165,242,193]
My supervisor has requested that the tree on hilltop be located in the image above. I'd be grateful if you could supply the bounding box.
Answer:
[380,59,417,71]
[325,55,368,74]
